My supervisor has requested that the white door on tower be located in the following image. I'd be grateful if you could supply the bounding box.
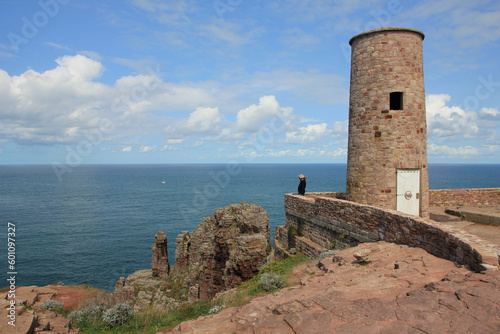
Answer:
[396,169,420,216]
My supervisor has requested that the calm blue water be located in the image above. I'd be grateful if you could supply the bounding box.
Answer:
[0,163,499,291]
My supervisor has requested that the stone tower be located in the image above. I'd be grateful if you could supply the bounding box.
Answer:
[346,27,429,218]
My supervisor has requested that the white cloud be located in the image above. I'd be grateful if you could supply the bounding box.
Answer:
[0,55,112,145]
[326,147,348,157]
[426,93,500,159]
[443,8,500,48]
[235,95,291,133]
[400,1,500,50]
[0,54,225,147]
[166,139,185,145]
[3,56,336,154]
[426,94,478,138]
[331,120,348,138]
[480,107,500,118]
[230,142,347,160]
[162,138,185,151]
[184,107,221,133]
[268,149,291,157]
[54,54,105,82]
[162,106,222,143]
[426,94,500,141]
[140,145,156,152]
[428,144,480,156]
[286,123,328,144]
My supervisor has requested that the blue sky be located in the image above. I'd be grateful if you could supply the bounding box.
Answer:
[0,0,499,165]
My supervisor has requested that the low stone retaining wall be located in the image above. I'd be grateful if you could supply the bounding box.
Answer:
[444,207,500,227]
[276,193,499,272]
[274,225,327,260]
[429,188,500,207]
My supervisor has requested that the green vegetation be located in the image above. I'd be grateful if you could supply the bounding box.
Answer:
[102,303,134,328]
[70,299,216,334]
[287,226,298,237]
[70,254,312,333]
[40,300,66,315]
[241,253,310,296]
[255,273,285,292]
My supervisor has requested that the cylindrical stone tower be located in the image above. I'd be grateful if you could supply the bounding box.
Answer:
[346,27,429,218]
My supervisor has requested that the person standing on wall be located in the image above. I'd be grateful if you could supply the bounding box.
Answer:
[298,174,306,195]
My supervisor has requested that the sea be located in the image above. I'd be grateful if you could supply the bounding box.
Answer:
[1,163,499,291]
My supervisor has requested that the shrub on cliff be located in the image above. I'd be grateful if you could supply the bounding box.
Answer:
[68,309,84,323]
[40,300,65,313]
[102,303,134,328]
[256,272,285,292]
[68,304,106,324]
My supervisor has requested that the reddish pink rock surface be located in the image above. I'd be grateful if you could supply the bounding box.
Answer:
[174,202,271,301]
[169,242,500,334]
[1,285,99,334]
[152,230,170,278]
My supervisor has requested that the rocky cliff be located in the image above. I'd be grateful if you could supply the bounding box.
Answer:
[151,230,170,278]
[174,202,271,301]
[116,202,272,309]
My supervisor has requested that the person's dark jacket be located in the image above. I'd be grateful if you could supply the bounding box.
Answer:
[298,179,306,195]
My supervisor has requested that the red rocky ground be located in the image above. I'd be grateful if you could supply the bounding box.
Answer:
[168,241,500,334]
[1,284,102,333]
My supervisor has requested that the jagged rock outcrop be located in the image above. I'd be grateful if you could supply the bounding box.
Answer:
[151,231,170,278]
[176,202,271,301]
[174,231,190,273]
[114,269,181,312]
[114,202,272,310]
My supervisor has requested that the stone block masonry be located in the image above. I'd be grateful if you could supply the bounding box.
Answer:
[430,188,500,207]
[346,28,429,218]
[275,192,500,272]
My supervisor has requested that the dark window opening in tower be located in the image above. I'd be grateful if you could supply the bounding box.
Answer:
[390,92,404,110]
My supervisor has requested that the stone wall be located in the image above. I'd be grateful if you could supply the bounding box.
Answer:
[276,193,499,272]
[429,188,500,207]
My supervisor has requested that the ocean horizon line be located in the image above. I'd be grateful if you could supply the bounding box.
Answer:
[1,162,499,166]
